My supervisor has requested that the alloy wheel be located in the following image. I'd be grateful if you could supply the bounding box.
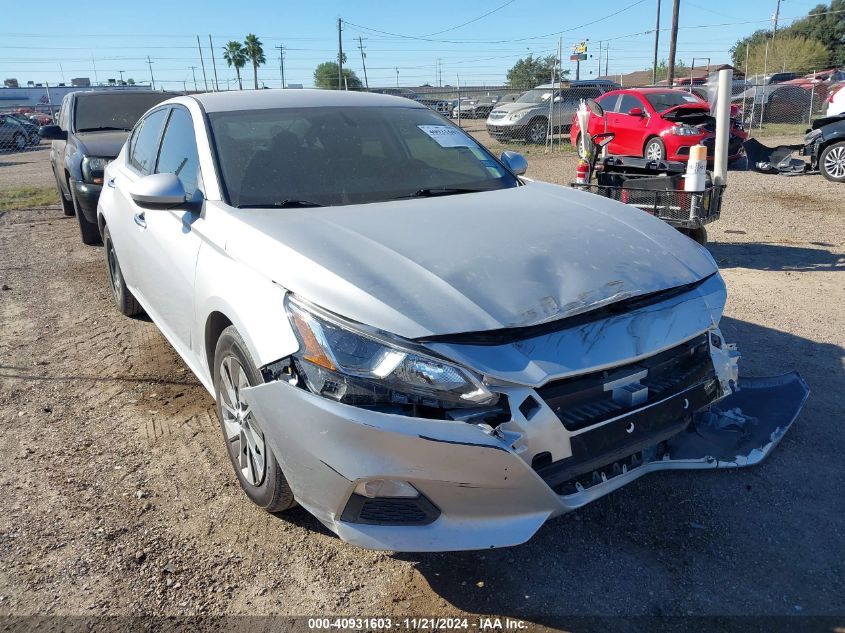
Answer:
[823,146,845,179]
[14,134,25,150]
[645,142,663,160]
[528,121,547,144]
[106,241,123,303]
[219,355,266,487]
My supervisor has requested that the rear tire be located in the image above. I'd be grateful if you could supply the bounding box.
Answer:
[71,188,101,245]
[213,326,295,514]
[103,224,143,317]
[576,133,587,159]
[59,191,75,216]
[685,226,708,245]
[819,142,845,183]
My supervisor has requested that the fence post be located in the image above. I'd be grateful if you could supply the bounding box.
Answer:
[808,70,816,125]
[456,76,461,129]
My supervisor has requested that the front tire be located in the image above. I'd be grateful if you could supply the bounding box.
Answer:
[819,142,845,183]
[644,137,665,161]
[103,224,143,317]
[213,326,295,513]
[526,118,548,144]
[71,188,102,245]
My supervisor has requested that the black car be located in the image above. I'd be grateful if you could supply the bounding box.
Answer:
[39,90,176,244]
[802,114,845,182]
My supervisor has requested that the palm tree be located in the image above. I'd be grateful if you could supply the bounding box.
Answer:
[243,34,266,90]
[222,41,246,90]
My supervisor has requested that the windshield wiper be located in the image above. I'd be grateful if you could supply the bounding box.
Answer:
[393,187,485,200]
[76,126,132,132]
[237,199,324,209]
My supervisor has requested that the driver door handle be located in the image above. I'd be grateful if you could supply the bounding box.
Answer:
[133,212,147,229]
[107,178,115,188]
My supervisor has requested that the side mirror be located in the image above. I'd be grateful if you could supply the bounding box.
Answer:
[39,124,67,140]
[628,107,645,117]
[585,98,604,118]
[129,173,191,210]
[500,150,528,176]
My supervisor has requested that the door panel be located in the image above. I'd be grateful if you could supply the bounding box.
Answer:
[614,94,650,155]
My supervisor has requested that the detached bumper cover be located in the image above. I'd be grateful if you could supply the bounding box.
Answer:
[242,372,807,552]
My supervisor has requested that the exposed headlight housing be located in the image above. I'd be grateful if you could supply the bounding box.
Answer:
[803,128,822,144]
[669,124,700,136]
[508,110,529,121]
[285,295,498,409]
[81,156,112,185]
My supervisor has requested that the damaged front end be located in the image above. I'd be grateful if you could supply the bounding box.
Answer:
[241,275,808,551]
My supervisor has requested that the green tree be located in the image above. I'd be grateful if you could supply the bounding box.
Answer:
[313,61,362,90]
[742,35,829,76]
[243,34,266,90]
[505,55,566,89]
[650,58,690,83]
[731,1,843,71]
[222,41,247,90]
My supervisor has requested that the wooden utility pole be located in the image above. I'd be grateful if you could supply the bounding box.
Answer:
[197,36,209,91]
[772,0,781,40]
[652,0,661,84]
[276,45,286,88]
[666,0,680,86]
[209,35,219,91]
[357,36,369,89]
[337,18,344,90]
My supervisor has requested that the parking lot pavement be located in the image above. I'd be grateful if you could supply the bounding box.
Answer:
[0,142,843,622]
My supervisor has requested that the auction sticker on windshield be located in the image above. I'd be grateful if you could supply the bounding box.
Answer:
[418,125,478,148]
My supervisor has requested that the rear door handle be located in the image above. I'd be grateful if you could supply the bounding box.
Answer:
[133,212,147,229]
[107,178,115,188]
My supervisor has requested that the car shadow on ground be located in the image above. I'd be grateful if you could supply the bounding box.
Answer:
[391,317,844,621]
[707,241,845,271]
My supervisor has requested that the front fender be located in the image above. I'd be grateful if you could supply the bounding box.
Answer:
[194,239,299,387]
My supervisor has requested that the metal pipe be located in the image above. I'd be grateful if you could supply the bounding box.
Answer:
[713,68,732,187]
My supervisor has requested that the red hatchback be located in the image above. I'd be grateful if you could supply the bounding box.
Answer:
[571,87,745,162]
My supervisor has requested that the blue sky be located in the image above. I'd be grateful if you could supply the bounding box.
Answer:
[0,0,822,89]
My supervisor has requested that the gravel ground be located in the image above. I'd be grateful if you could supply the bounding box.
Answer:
[0,137,843,629]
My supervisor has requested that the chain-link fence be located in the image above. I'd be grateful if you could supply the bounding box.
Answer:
[0,104,54,154]
[407,72,844,152]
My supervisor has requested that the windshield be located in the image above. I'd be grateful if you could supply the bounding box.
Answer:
[208,106,519,208]
[643,91,705,112]
[515,88,554,104]
[73,93,172,132]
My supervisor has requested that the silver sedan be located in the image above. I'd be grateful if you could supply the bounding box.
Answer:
[97,89,807,551]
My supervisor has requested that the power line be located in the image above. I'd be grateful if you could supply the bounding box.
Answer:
[420,0,518,37]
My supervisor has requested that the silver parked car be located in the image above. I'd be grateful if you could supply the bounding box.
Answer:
[98,89,807,551]
[486,80,618,143]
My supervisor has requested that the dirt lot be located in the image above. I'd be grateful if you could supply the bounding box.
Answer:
[0,137,843,629]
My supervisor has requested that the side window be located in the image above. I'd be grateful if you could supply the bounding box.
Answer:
[58,98,70,130]
[155,108,200,196]
[597,94,620,113]
[129,108,169,175]
[617,94,644,114]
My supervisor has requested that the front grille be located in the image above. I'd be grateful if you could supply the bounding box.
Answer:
[488,111,507,120]
[537,333,714,432]
[532,333,721,491]
[340,494,440,526]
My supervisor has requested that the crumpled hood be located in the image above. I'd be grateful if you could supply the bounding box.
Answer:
[660,103,711,121]
[74,131,130,158]
[221,182,718,340]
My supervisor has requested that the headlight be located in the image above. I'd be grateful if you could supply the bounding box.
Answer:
[803,128,822,144]
[669,124,700,136]
[285,295,497,409]
[81,156,112,184]
[508,110,528,121]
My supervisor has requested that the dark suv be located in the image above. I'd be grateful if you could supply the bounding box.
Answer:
[40,90,175,244]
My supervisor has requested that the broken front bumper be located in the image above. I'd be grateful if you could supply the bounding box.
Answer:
[242,370,808,552]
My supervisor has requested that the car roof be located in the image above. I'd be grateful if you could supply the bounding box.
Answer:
[71,89,177,98]
[534,80,617,89]
[190,89,428,113]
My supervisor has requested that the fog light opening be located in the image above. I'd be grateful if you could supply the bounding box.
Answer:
[354,479,420,499]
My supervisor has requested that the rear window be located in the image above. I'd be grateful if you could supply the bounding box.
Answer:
[73,92,173,133]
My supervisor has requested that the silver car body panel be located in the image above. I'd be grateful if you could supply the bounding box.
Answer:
[97,90,808,552]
